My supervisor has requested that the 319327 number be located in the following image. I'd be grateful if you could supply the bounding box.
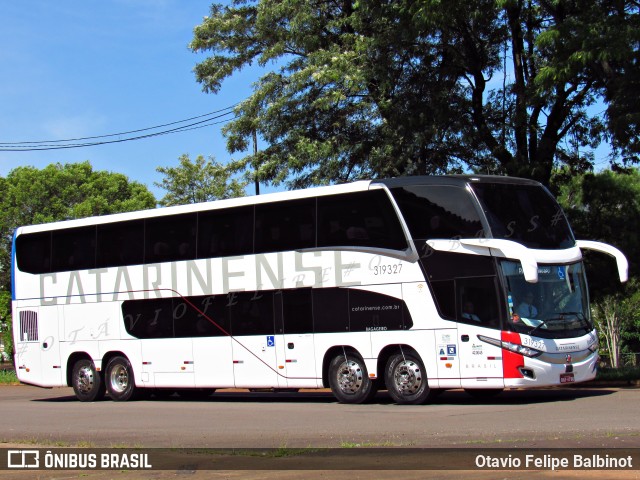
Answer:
[372,264,403,275]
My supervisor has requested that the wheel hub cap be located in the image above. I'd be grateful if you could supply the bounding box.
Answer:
[76,366,94,394]
[337,360,363,394]
[110,365,129,393]
[394,360,422,395]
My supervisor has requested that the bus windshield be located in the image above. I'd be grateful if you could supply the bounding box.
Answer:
[472,183,575,249]
[501,261,593,339]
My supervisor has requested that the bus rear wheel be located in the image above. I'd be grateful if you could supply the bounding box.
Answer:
[385,353,433,405]
[105,356,137,401]
[328,352,377,404]
[71,359,105,402]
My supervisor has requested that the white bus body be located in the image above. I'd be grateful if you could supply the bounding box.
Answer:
[11,176,628,404]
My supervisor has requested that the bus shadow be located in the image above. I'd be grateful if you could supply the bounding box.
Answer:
[431,387,617,406]
[32,386,617,405]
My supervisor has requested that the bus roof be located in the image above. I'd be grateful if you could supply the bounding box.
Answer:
[15,175,542,235]
[372,175,542,189]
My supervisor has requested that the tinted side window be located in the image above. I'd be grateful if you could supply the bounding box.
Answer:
[174,295,231,338]
[255,199,316,253]
[317,190,407,250]
[145,213,197,264]
[122,295,231,339]
[282,289,313,334]
[51,226,96,271]
[421,251,503,327]
[391,185,484,240]
[348,288,406,332]
[421,250,496,281]
[16,231,51,274]
[123,297,174,339]
[229,291,275,336]
[191,294,231,337]
[97,220,144,268]
[313,288,349,333]
[198,206,254,258]
[457,277,501,328]
[430,280,456,320]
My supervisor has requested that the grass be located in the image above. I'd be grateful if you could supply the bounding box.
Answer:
[340,440,403,448]
[0,369,19,385]
[1,438,96,448]
[595,365,640,382]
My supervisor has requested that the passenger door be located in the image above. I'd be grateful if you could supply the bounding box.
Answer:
[276,290,317,388]
[229,291,280,388]
[456,277,505,389]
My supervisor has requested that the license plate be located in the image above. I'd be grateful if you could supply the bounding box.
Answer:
[560,373,575,384]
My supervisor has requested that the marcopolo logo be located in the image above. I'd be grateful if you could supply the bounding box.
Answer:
[7,450,40,469]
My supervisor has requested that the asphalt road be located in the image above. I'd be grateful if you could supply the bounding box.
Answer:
[1,385,639,449]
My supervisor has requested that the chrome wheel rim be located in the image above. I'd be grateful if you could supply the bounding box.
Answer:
[336,360,364,394]
[109,364,129,393]
[76,365,95,394]
[393,360,423,396]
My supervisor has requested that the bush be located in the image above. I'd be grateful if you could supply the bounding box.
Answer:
[596,365,640,382]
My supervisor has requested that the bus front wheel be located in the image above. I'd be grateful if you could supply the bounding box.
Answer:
[71,359,105,402]
[385,353,433,405]
[328,352,377,404]
[105,356,137,401]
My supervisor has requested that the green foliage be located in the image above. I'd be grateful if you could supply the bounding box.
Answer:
[596,365,640,381]
[0,370,19,385]
[591,281,640,367]
[191,0,639,188]
[554,168,640,297]
[0,161,156,292]
[0,291,11,363]
[155,154,247,206]
[554,168,640,365]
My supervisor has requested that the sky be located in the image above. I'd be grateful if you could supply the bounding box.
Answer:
[0,1,616,205]
[0,1,263,200]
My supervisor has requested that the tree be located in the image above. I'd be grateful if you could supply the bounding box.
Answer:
[593,293,626,367]
[0,291,11,363]
[554,168,640,298]
[592,280,640,367]
[555,168,640,366]
[155,154,247,206]
[190,0,639,189]
[0,162,156,292]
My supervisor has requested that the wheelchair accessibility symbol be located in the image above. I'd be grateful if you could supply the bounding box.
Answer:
[266,335,275,347]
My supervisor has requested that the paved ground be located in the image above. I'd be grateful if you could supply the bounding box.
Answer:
[1,385,639,479]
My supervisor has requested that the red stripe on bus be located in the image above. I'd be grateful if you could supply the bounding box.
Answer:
[502,330,524,379]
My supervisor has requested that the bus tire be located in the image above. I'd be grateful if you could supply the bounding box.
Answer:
[71,359,105,402]
[105,356,137,402]
[328,352,377,404]
[385,353,433,405]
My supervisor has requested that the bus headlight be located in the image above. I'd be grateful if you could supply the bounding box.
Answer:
[478,335,543,358]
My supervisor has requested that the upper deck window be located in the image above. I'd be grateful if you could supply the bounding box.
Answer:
[472,183,574,249]
[317,190,407,250]
[390,185,484,240]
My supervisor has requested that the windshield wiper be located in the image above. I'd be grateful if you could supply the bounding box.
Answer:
[550,311,587,322]
[528,312,587,336]
[528,319,549,337]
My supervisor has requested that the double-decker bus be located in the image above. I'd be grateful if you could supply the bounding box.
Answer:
[11,175,628,404]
